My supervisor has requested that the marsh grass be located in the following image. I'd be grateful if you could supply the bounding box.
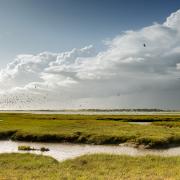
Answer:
[0,153,179,179]
[18,146,36,151]
[0,113,180,148]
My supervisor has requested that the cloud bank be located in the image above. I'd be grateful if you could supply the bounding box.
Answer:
[1,10,180,109]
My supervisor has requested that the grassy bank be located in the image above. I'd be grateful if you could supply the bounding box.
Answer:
[0,113,180,148]
[0,153,179,179]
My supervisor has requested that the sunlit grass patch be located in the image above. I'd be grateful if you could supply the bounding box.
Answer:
[0,153,179,179]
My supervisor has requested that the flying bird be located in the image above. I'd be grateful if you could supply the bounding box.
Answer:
[143,43,146,47]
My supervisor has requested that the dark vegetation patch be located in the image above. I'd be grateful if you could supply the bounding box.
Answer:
[40,147,49,152]
[0,130,17,140]
[18,145,49,152]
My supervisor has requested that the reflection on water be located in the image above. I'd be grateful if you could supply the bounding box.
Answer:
[0,141,179,161]
[128,122,151,125]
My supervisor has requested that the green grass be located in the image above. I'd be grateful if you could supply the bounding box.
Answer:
[18,145,36,151]
[0,153,179,179]
[0,113,180,148]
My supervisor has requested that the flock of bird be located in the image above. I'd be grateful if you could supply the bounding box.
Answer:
[0,92,48,109]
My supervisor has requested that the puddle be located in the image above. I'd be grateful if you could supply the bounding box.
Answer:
[128,122,151,125]
[0,140,179,161]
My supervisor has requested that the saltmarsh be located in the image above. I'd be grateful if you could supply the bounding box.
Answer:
[0,113,180,148]
[0,153,179,179]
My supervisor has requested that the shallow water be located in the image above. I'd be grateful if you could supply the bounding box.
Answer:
[0,141,180,161]
[128,122,151,125]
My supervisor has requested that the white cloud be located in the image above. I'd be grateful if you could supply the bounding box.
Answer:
[1,10,180,109]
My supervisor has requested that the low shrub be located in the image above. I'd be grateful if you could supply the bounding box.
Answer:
[40,147,49,152]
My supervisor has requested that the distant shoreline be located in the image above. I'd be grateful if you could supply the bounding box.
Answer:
[0,109,180,115]
[0,108,179,112]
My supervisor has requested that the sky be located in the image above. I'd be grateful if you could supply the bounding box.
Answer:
[1,0,180,67]
[0,0,180,109]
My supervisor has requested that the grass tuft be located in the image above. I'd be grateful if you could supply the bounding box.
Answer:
[18,146,36,151]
